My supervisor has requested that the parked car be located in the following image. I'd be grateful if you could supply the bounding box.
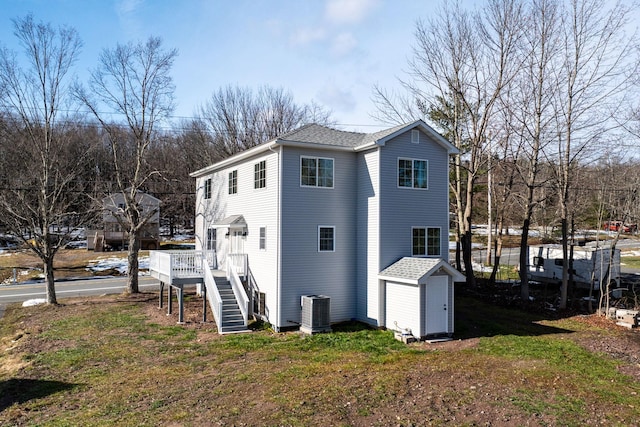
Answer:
[603,221,637,233]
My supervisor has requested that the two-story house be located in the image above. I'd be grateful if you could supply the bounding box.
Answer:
[171,119,463,338]
[88,191,160,251]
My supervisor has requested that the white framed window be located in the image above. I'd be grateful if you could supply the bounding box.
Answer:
[318,226,335,252]
[411,129,420,144]
[207,228,217,251]
[254,160,266,189]
[398,158,428,189]
[204,178,212,199]
[259,227,266,250]
[301,156,334,188]
[412,227,440,256]
[228,170,237,194]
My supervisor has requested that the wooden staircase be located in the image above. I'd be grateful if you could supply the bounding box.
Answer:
[213,275,249,333]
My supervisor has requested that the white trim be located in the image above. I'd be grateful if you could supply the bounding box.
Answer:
[397,158,429,190]
[318,225,335,252]
[254,160,266,190]
[411,129,420,144]
[411,226,441,257]
[300,155,335,189]
[228,169,238,195]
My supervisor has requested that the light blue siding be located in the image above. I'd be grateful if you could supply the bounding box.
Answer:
[356,149,380,324]
[355,129,451,327]
[378,130,451,271]
[193,123,454,332]
[279,147,357,327]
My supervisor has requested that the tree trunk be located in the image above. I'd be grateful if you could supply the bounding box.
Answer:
[519,218,531,301]
[44,255,57,305]
[559,216,569,309]
[489,234,502,285]
[126,231,140,294]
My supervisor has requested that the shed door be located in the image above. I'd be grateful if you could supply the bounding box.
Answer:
[425,276,448,335]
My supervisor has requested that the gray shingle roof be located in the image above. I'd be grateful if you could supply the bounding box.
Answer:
[277,123,367,147]
[379,257,444,283]
[277,121,424,148]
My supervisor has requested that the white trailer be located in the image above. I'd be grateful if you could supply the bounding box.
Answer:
[528,243,621,291]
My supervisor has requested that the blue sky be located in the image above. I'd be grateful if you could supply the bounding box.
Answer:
[0,0,446,132]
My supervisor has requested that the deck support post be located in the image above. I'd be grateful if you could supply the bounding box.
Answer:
[202,284,207,323]
[177,287,184,324]
[167,286,173,315]
[159,281,164,309]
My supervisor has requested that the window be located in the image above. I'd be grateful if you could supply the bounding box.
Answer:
[228,170,237,194]
[259,227,266,250]
[204,178,212,199]
[206,228,217,251]
[254,160,266,189]
[398,158,428,189]
[412,227,440,256]
[318,226,335,252]
[301,156,334,188]
[411,129,420,144]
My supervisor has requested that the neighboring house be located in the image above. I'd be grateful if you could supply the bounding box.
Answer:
[88,191,160,251]
[151,120,464,338]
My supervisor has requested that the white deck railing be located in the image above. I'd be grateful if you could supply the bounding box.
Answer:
[227,253,247,277]
[149,250,216,282]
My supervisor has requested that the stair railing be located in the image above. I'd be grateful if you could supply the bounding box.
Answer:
[227,257,250,327]
[202,256,223,329]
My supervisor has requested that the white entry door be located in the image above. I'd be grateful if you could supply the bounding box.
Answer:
[425,276,448,335]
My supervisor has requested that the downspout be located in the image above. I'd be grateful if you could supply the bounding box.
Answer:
[268,143,282,331]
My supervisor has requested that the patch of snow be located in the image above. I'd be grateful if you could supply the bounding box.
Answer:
[22,298,46,307]
[86,255,149,275]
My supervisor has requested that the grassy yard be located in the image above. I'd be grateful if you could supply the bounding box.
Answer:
[1,292,639,426]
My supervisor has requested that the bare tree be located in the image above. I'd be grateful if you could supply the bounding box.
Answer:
[197,85,333,160]
[0,15,86,304]
[553,0,639,309]
[76,36,177,294]
[374,0,523,285]
[506,0,562,300]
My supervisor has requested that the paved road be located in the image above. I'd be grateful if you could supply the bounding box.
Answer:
[0,275,159,305]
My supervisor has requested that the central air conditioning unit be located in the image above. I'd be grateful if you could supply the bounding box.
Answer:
[300,295,331,334]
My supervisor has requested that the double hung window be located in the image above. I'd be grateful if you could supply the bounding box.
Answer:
[254,161,266,189]
[206,228,216,251]
[301,156,334,188]
[228,170,237,194]
[318,226,335,252]
[412,227,440,256]
[204,178,212,199]
[398,158,428,189]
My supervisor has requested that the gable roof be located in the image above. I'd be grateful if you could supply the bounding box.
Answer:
[378,257,465,285]
[212,214,247,228]
[102,189,161,204]
[190,119,457,178]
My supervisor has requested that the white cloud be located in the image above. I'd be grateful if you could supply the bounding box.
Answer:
[115,0,144,38]
[331,32,358,57]
[325,0,380,25]
[290,27,327,47]
[116,0,143,18]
